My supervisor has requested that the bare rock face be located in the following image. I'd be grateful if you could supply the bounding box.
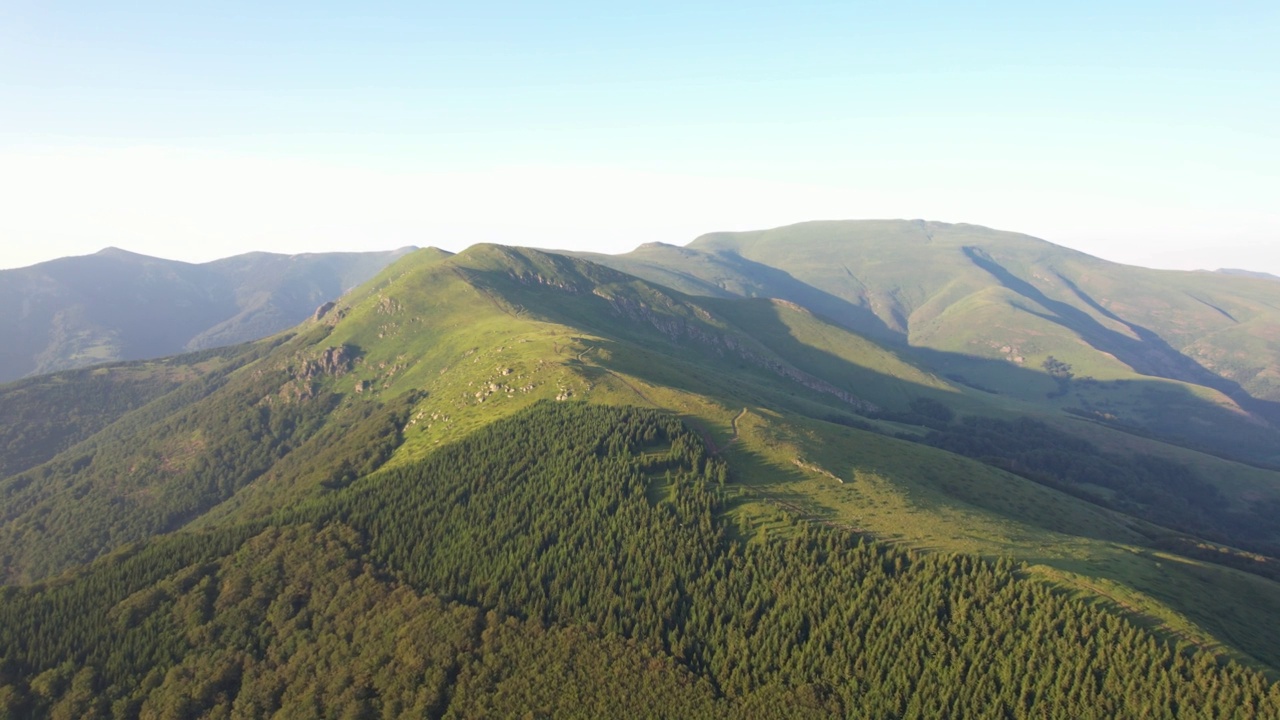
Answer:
[508,271,581,294]
[273,344,361,403]
[312,301,337,321]
[296,345,357,381]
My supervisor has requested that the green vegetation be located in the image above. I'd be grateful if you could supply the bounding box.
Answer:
[921,416,1280,561]
[0,334,410,583]
[582,219,1280,465]
[4,234,1280,716]
[0,347,244,479]
[2,403,1277,718]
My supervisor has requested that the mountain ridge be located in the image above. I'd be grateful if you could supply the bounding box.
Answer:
[0,245,418,382]
[4,229,1280,714]
[573,219,1280,464]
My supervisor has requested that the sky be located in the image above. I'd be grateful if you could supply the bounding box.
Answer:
[1,1,1277,274]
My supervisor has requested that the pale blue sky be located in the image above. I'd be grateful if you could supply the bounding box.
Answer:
[2,2,1277,273]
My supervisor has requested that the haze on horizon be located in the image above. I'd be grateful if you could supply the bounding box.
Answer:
[1,2,1277,274]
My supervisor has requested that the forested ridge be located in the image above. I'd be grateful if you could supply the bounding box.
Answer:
[1,402,1276,718]
[0,333,420,584]
[0,344,253,480]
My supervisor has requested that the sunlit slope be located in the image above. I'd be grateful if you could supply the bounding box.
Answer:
[710,407,1280,670]
[304,243,971,460]
[687,220,1280,381]
[410,243,1280,669]
[715,220,1280,402]
[6,242,1280,672]
[0,242,957,580]
[295,243,1280,669]
[580,220,1280,463]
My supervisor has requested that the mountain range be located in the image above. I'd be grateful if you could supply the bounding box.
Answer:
[2,220,1280,717]
[578,220,1280,460]
[0,246,415,383]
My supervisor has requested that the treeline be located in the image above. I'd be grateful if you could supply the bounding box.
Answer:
[1,402,1276,717]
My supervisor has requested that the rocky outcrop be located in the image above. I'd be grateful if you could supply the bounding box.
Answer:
[312,301,337,321]
[297,345,357,381]
[508,271,582,294]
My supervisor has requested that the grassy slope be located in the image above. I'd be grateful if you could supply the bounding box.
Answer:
[578,220,1280,464]
[714,410,1280,670]
[297,244,1280,670]
[6,242,1280,672]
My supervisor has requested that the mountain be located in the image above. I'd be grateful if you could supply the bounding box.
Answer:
[575,220,1280,465]
[0,246,417,383]
[2,237,1280,716]
[1217,268,1280,282]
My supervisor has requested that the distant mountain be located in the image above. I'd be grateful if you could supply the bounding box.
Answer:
[0,246,416,382]
[576,220,1280,463]
[4,235,1280,715]
[1217,268,1280,281]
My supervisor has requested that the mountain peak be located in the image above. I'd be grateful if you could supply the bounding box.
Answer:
[94,246,152,260]
[1216,268,1280,281]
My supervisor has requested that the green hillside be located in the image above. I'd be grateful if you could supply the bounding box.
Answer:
[3,239,1280,715]
[0,345,250,479]
[3,403,1278,718]
[577,220,1280,465]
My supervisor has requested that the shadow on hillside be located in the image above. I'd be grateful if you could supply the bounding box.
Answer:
[464,258,1280,468]
[962,246,1280,428]
[1021,550,1280,673]
[473,261,1280,667]
[906,345,1280,468]
[702,251,901,343]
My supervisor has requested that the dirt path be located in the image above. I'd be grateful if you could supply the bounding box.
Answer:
[688,408,747,457]
[603,369,657,407]
[729,407,748,445]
